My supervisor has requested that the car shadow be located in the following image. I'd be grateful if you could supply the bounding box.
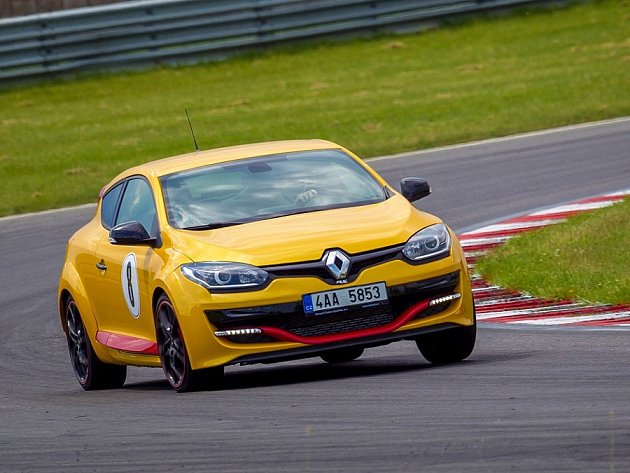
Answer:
[220,358,434,391]
[123,358,435,392]
[122,353,531,392]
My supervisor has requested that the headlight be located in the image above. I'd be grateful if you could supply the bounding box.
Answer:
[402,223,451,261]
[181,262,268,291]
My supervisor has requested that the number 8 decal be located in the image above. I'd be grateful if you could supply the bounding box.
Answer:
[121,253,140,318]
[126,262,135,308]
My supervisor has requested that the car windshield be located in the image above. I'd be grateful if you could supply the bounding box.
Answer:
[160,149,386,230]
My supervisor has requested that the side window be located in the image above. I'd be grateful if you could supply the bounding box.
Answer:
[115,178,159,237]
[101,183,123,230]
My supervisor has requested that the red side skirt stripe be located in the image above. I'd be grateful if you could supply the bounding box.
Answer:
[96,331,159,356]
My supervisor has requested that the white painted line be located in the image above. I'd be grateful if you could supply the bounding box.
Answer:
[476,304,586,320]
[461,219,563,236]
[369,116,630,162]
[510,311,630,325]
[472,289,505,296]
[0,203,96,223]
[604,190,630,197]
[529,200,618,216]
[464,249,491,257]
[458,187,630,236]
[461,235,511,247]
[472,285,506,293]
[475,296,537,307]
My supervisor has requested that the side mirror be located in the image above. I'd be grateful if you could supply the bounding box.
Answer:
[400,177,431,202]
[109,221,157,246]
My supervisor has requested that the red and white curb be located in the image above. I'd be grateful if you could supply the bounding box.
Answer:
[459,190,630,328]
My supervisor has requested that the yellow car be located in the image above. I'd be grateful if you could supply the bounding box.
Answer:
[58,140,475,392]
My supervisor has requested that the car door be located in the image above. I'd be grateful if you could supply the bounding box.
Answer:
[80,180,123,327]
[90,177,163,343]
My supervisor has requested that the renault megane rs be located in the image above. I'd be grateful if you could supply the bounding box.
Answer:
[58,140,475,392]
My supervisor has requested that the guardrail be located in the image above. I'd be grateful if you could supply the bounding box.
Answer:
[0,0,551,81]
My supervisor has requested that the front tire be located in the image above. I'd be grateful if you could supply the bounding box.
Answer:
[64,297,127,390]
[415,322,476,364]
[155,294,223,392]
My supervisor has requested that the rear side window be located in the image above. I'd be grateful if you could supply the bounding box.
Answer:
[101,183,123,230]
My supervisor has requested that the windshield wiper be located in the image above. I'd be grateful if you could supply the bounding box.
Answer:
[182,211,316,230]
[261,208,326,220]
[263,200,380,220]
[182,221,245,230]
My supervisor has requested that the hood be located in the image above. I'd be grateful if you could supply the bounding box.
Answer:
[169,194,441,266]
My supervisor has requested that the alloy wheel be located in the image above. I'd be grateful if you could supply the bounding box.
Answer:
[65,299,89,384]
[156,299,187,389]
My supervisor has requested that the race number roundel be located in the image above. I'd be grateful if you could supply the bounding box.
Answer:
[121,253,140,318]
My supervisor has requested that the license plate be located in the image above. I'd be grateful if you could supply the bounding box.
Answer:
[303,282,388,315]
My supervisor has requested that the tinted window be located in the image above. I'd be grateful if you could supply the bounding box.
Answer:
[160,149,386,229]
[115,178,158,237]
[101,183,123,230]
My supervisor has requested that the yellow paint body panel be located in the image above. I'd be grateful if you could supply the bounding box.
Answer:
[58,140,474,372]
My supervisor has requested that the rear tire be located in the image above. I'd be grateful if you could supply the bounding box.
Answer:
[155,294,223,392]
[321,347,364,364]
[64,296,127,390]
[415,322,476,364]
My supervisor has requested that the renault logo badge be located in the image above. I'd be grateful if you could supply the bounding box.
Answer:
[323,250,351,280]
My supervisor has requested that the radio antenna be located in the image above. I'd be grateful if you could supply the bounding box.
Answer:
[185,108,200,152]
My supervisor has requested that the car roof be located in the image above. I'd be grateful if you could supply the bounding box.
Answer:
[115,139,343,181]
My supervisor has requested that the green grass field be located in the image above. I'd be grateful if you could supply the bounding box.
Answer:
[0,0,629,217]
[476,198,630,304]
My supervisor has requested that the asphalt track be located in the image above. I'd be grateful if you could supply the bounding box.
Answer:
[1,118,629,472]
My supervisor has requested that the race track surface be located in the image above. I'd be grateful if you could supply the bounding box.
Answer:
[1,118,629,472]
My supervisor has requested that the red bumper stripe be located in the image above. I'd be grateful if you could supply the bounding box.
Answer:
[257,299,431,345]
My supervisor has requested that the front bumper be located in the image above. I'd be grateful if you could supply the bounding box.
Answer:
[207,271,460,343]
[167,241,475,370]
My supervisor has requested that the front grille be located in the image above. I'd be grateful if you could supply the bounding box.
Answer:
[208,301,392,343]
[292,307,393,338]
[206,271,460,344]
[263,245,403,284]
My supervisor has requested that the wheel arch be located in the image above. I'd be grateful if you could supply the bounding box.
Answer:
[58,267,97,333]
[58,265,112,362]
[152,286,168,320]
[59,289,72,333]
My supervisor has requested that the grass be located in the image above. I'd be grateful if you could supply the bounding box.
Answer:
[0,0,629,216]
[475,198,630,305]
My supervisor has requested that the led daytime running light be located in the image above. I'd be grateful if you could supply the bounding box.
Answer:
[214,328,262,337]
[429,293,461,307]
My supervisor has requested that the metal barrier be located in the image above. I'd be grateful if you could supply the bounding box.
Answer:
[0,0,549,80]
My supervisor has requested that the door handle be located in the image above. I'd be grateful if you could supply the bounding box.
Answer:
[96,260,107,271]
